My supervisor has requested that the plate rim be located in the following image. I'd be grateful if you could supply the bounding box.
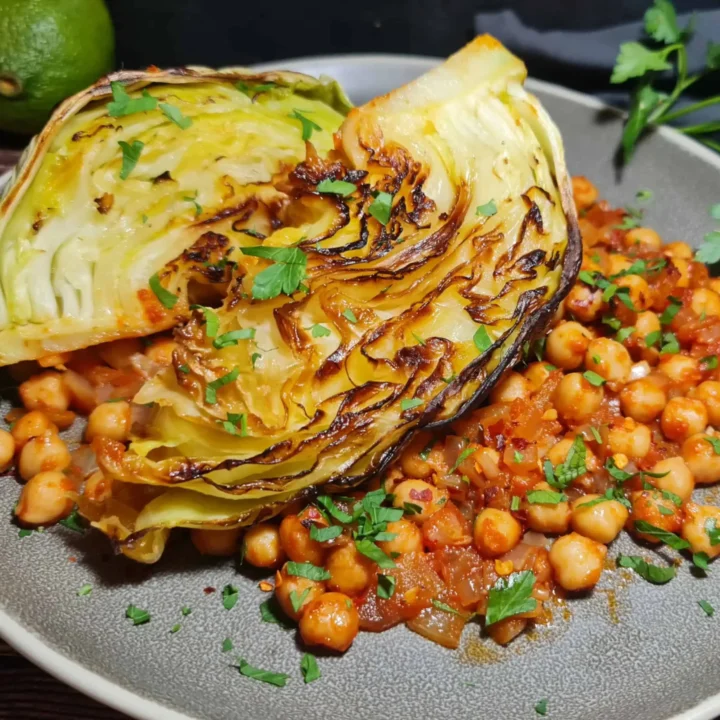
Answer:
[1,52,720,720]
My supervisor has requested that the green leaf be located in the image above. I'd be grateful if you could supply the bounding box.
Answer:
[431,599,465,617]
[159,102,192,129]
[118,140,144,180]
[300,653,321,684]
[411,332,426,346]
[317,179,357,196]
[286,561,331,581]
[17,528,34,538]
[583,370,606,387]
[535,699,549,716]
[450,445,475,474]
[125,604,151,625]
[473,326,492,353]
[236,659,289,687]
[403,502,423,516]
[526,489,567,505]
[476,200,497,217]
[590,426,603,444]
[485,571,537,626]
[59,507,86,533]
[316,495,354,524]
[660,332,680,354]
[705,518,720,545]
[190,305,219,337]
[354,538,396,569]
[705,437,720,455]
[659,296,682,325]
[369,191,393,225]
[342,308,358,324]
[222,584,239,610]
[695,231,720,265]
[694,552,711,571]
[377,574,397,599]
[699,599,715,617]
[644,330,661,348]
[289,588,311,613]
[710,204,720,221]
[76,583,92,597]
[510,496,521,511]
[218,412,248,437]
[661,489,683,507]
[644,0,681,43]
[148,272,178,310]
[205,367,240,404]
[636,189,654,202]
[184,195,202,217]
[309,524,343,542]
[701,355,718,370]
[708,42,720,71]
[310,324,331,338]
[213,328,255,349]
[616,326,635,344]
[611,42,672,84]
[178,364,190,374]
[251,352,261,369]
[621,84,665,163]
[548,435,587,490]
[259,598,289,625]
[401,398,424,411]
[634,520,690,550]
[617,554,676,584]
[222,637,234,652]
[240,246,308,300]
[169,624,181,634]
[289,109,322,141]
[578,270,598,286]
[107,83,158,117]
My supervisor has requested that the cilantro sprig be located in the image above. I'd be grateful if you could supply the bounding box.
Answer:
[240,245,308,300]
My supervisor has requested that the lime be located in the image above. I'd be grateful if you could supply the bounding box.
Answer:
[0,0,115,134]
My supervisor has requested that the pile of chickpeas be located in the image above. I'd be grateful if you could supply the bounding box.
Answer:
[10,176,720,654]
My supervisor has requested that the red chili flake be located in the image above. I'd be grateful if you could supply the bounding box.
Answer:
[304,507,321,521]
[409,488,433,502]
[203,586,216,595]
[68,556,77,563]
[512,437,529,450]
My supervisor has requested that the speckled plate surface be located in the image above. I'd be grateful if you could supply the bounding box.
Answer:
[1,55,720,720]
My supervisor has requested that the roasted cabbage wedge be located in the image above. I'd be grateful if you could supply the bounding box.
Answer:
[0,67,350,365]
[83,36,581,562]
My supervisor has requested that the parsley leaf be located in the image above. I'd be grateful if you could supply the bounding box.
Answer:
[377,574,396,599]
[317,179,356,196]
[213,328,255,349]
[236,659,289,687]
[59,507,86,533]
[401,398,424,411]
[259,598,290,626]
[705,519,720,545]
[117,140,145,183]
[342,308,358,324]
[659,296,682,325]
[510,496,521,511]
[300,653,321,684]
[289,109,321,141]
[547,436,587,490]
[617,554,676,584]
[368,191,393,225]
[611,42,672,84]
[240,245,308,300]
[706,437,720,456]
[583,370,606,386]
[184,195,202,217]
[286,561,331,581]
[699,600,715,617]
[449,446,475,474]
[473,326,492,353]
[289,588,311,613]
[535,699,549,716]
[527,489,567,505]
[701,355,719,370]
[309,323,331,338]
[77,583,92,597]
[485,571,537,626]
[222,638,234,652]
[620,84,666,163]
[431,599,466,617]
[634,520,690,550]
[205,367,239,404]
[644,0,680,44]
[309,524,343,542]
[159,102,192,129]
[696,232,720,265]
[107,82,157,117]
[476,200,497,217]
[354,538,396,569]
[191,304,219,337]
[222,584,239,610]
[126,604,151,625]
[149,273,178,309]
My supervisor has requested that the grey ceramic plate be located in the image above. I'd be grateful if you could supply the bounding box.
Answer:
[1,54,720,720]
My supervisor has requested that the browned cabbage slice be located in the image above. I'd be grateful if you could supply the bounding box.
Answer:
[91,36,580,562]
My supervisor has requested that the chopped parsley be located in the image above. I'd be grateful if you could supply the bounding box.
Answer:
[240,245,308,300]
[76,583,92,597]
[473,326,492,353]
[310,324,331,338]
[582,370,606,386]
[289,588,311,613]
[450,446,475,474]
[289,109,321,141]
[634,521,690,550]
[476,200,497,217]
[222,638,234,652]
[222,584,239,610]
[236,659,289,687]
[705,437,720,455]
[309,524,343,542]
[701,355,719,370]
[59,507,86,533]
[705,519,720,545]
[218,412,248,436]
[125,604,151,625]
[183,195,202,217]
[118,140,144,180]
[191,304,219,337]
[205,367,240,404]
[660,296,682,325]
[213,328,255,349]
[431,599,465,616]
[527,489,567,505]
[149,273,179,309]
[368,191,393,225]
[377,574,396,599]
[617,554,676,584]
[699,600,715,617]
[317,179,356,196]
[300,653,321,684]
[401,398,424,411]
[286,561,331,582]
[354,538,396,569]
[342,308,358,324]
[535,699,549,716]
[159,102,192,129]
[510,496,521,511]
[544,436,587,490]
[485,571,536,626]
[107,82,157,117]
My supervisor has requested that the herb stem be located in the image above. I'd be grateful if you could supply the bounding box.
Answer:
[658,93,720,123]
[698,136,720,153]
[676,121,720,135]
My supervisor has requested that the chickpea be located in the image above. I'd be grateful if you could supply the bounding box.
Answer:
[647,456,694,503]
[15,471,75,525]
[691,288,720,318]
[620,378,667,423]
[326,544,373,596]
[663,241,693,260]
[85,401,132,443]
[625,227,662,251]
[565,284,603,323]
[523,361,554,391]
[690,381,720,427]
[584,338,632,386]
[392,479,448,523]
[98,338,144,370]
[607,254,633,277]
[615,275,652,312]
[571,495,628,544]
[399,434,433,479]
[279,514,327,566]
[243,523,285,568]
[657,355,701,389]
[682,433,720,485]
[607,418,651,459]
[545,321,593,370]
[191,527,241,557]
[526,482,571,534]
[0,429,14,472]
[661,397,708,442]
[145,337,177,366]
[18,431,71,481]
[549,533,606,591]
[552,373,604,423]
[377,518,423,555]
[299,592,359,653]
[709,278,720,296]
[11,411,57,450]
[19,372,71,412]
[628,490,682,542]
[84,470,112,503]
[489,371,531,404]
[681,503,720,559]
[632,311,661,342]
[275,565,325,621]
[473,508,522,558]
[572,176,598,210]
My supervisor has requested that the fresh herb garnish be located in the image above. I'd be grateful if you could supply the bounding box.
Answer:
[660,296,682,325]
[431,599,465,617]
[125,604,151,625]
[309,524,343,542]
[149,273,178,309]
[401,398,424,411]
[705,437,720,455]
[450,445,475,474]
[286,561,331,582]
[191,304,219,337]
[289,109,321,141]
[59,507,86,533]
[705,518,720,545]
[222,638,234,652]
[368,191,393,225]
[289,588,311,614]
[342,308,358,324]
[510,496,521,511]
[107,82,157,117]
[205,367,240,404]
[545,436,587,490]
[476,200,497,217]
[377,574,397,599]
[213,328,255,349]
[634,520,690,550]
[473,326,492,353]
[354,538,396,569]
[300,653,321,684]
[526,489,568,505]
[236,659,289,687]
[240,246,308,300]
[118,140,144,180]
[617,554,676,584]
[701,355,719,369]
[317,179,356,196]
[222,584,239,610]
[485,571,537,626]
[699,600,715,617]
[583,370,606,386]
[535,699,549,716]
[310,324,331,338]
[77,583,92,597]
[159,102,192,129]
[184,195,202,217]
